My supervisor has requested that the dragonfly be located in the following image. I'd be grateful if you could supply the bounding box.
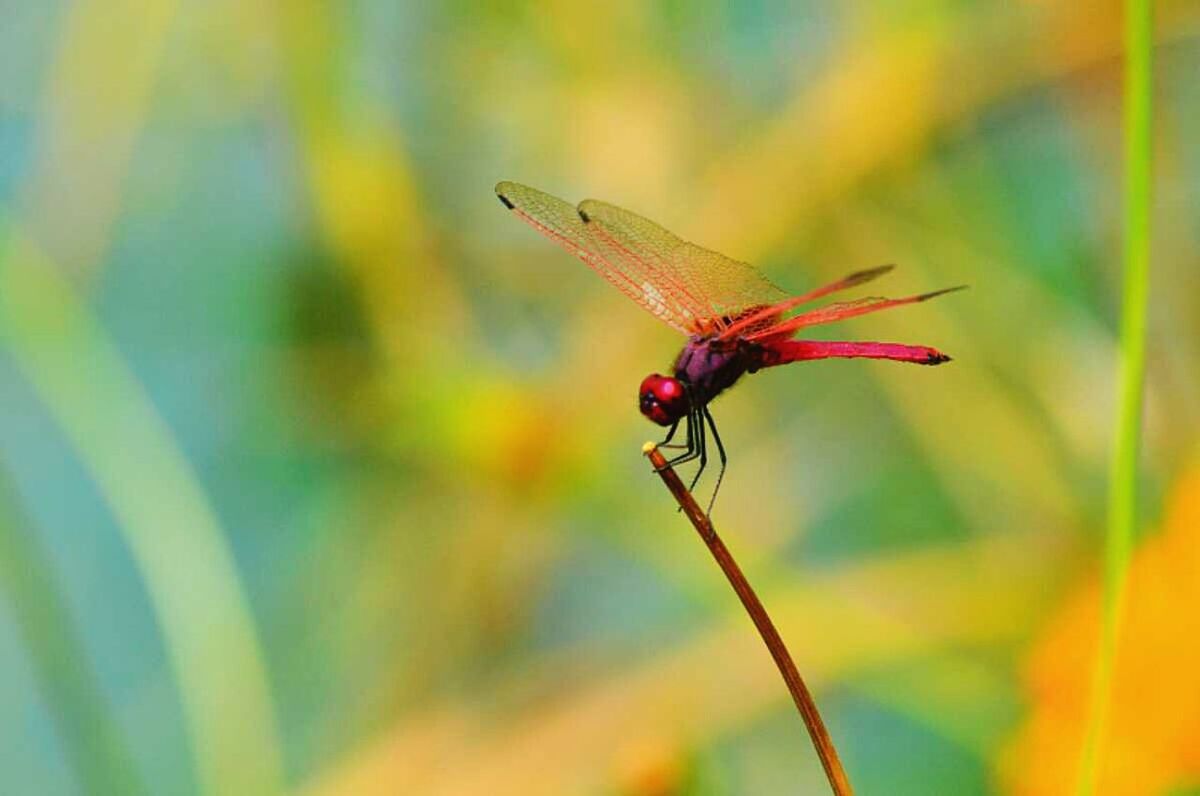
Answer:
[496,181,964,514]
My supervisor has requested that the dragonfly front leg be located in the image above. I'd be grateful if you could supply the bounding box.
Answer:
[657,419,686,450]
[660,409,700,469]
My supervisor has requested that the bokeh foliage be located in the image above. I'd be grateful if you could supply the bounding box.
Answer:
[1,2,1198,794]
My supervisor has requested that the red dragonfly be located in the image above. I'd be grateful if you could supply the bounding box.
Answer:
[496,181,963,512]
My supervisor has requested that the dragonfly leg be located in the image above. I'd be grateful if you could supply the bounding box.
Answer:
[657,419,686,450]
[686,404,708,493]
[660,408,700,469]
[661,386,703,468]
[702,406,727,516]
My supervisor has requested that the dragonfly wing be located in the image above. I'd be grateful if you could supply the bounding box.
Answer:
[716,264,897,341]
[575,198,788,332]
[496,182,697,334]
[746,285,968,342]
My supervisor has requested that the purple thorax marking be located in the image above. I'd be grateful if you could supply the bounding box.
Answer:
[673,337,755,405]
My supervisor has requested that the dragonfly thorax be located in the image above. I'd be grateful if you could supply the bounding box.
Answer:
[639,338,757,427]
[672,337,753,406]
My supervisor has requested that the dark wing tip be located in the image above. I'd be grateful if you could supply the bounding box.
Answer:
[917,284,969,302]
[494,183,516,209]
[849,264,896,282]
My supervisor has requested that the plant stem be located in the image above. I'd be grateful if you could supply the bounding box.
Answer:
[643,442,853,796]
[1077,1,1154,793]
[0,470,146,796]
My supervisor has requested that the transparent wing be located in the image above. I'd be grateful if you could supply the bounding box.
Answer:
[496,181,785,334]
[715,265,895,341]
[576,198,788,329]
[744,285,968,342]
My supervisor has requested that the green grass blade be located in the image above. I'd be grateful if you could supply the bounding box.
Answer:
[0,472,146,795]
[1076,0,1154,792]
[0,226,286,795]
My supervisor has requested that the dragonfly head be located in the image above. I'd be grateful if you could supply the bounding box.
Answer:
[639,373,690,426]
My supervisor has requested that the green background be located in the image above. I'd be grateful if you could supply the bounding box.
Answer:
[1,2,1198,794]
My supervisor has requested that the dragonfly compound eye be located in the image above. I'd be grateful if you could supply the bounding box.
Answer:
[638,373,689,426]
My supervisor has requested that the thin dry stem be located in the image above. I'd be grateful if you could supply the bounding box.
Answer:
[643,441,853,796]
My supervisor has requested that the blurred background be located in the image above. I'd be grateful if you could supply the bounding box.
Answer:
[1,2,1199,794]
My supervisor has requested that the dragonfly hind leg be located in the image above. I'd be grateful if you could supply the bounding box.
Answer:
[702,406,727,516]
[686,404,709,493]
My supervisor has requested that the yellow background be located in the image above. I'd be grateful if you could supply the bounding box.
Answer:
[1,2,1198,794]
